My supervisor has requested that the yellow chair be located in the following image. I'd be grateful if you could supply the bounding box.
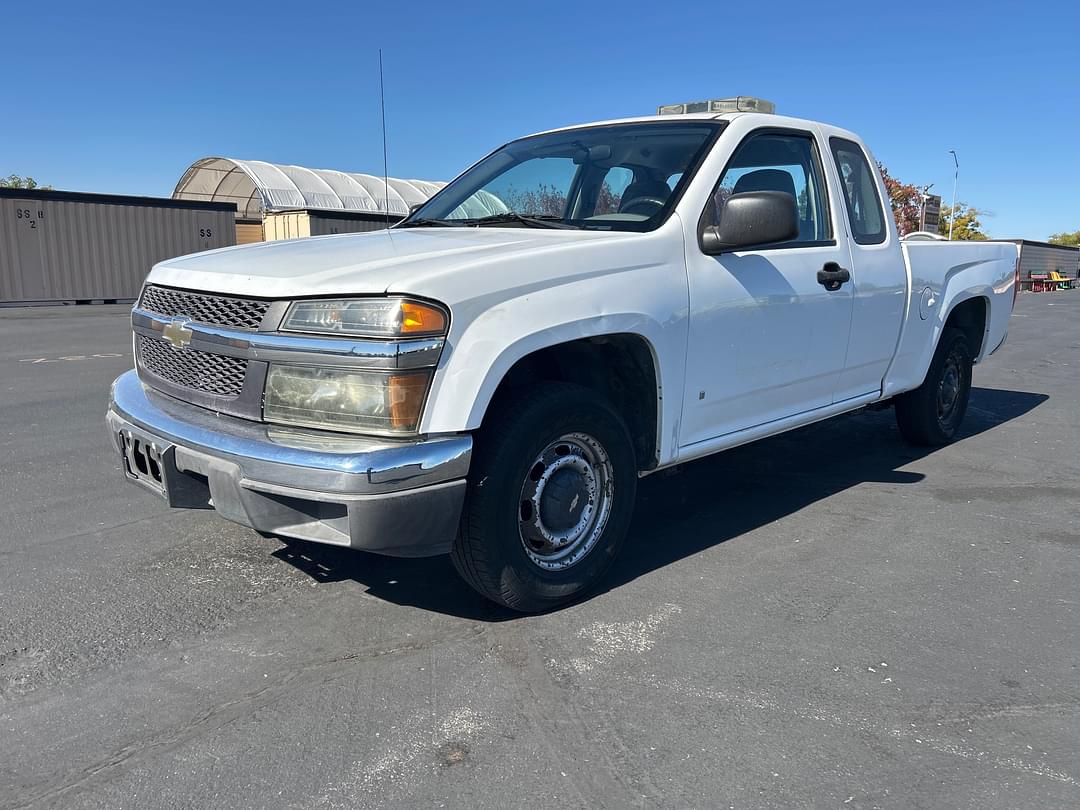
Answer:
[1048,271,1073,290]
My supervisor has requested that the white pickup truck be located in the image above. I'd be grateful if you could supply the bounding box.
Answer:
[108,108,1018,611]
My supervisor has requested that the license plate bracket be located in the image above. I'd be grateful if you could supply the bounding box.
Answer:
[117,429,171,498]
[115,428,214,509]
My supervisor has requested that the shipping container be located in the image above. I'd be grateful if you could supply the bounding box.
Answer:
[0,188,236,304]
[262,209,399,241]
[1006,239,1080,283]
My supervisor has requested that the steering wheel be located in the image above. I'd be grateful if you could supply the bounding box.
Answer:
[617,196,667,216]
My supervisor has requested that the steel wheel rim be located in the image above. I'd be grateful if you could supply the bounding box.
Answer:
[937,352,963,424]
[517,432,614,571]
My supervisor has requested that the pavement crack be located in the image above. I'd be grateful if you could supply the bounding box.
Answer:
[652,677,1080,791]
[491,622,646,807]
[8,624,490,809]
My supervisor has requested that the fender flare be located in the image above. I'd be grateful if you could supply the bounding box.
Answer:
[452,315,668,431]
[936,277,993,358]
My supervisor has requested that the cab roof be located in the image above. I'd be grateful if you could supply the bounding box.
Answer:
[523,112,858,144]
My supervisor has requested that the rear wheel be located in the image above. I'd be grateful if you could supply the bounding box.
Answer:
[451,383,637,612]
[894,328,973,445]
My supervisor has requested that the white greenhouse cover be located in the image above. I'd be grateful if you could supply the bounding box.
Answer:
[449,189,510,219]
[173,157,446,219]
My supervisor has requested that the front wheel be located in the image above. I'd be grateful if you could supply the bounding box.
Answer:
[894,328,973,446]
[451,383,637,612]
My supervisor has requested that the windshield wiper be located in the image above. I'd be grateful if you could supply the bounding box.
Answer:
[396,217,458,228]
[463,212,578,230]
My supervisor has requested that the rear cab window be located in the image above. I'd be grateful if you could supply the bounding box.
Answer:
[829,138,887,245]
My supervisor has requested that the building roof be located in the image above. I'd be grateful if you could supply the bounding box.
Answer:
[1001,238,1079,251]
[172,157,445,219]
[0,186,236,212]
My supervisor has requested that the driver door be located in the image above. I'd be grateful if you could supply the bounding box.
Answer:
[680,128,855,448]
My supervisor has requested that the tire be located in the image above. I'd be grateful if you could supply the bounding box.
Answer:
[894,328,973,446]
[451,382,637,612]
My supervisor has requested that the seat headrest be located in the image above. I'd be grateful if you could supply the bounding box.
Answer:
[732,169,797,199]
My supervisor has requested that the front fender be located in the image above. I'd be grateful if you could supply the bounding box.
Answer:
[419,272,687,467]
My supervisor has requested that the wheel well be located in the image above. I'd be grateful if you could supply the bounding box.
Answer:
[944,297,988,358]
[486,335,660,471]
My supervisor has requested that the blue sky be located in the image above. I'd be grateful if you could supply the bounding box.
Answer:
[2,0,1076,239]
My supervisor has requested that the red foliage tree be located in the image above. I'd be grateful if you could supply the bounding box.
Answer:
[877,163,922,236]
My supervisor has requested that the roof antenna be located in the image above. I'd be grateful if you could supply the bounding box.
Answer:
[378,49,390,230]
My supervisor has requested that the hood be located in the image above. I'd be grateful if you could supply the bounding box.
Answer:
[148,227,623,299]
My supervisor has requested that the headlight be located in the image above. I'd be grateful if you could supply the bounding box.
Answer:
[264,365,431,435]
[281,297,448,338]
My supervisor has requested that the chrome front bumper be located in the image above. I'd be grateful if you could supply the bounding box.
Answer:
[106,370,471,557]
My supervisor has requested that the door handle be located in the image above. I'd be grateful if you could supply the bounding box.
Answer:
[817,262,851,291]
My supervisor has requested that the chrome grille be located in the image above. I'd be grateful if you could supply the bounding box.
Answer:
[137,336,247,397]
[139,285,270,331]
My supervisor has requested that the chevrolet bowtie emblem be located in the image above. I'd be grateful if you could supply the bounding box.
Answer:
[162,317,194,348]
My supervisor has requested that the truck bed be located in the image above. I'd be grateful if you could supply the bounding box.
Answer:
[885,240,1018,398]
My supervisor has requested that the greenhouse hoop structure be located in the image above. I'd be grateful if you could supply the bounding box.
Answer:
[173,157,445,219]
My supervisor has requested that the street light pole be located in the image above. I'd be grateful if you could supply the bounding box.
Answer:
[948,149,959,240]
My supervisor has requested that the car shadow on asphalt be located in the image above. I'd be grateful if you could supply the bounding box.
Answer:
[271,387,1048,620]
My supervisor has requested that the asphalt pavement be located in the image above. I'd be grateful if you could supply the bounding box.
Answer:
[1,294,1078,809]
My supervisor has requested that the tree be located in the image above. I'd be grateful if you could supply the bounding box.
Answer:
[594,181,622,215]
[0,174,50,190]
[877,163,922,236]
[502,181,625,217]
[1048,230,1080,247]
[502,183,569,217]
[937,203,989,240]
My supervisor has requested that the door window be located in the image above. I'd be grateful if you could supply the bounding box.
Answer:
[704,132,832,244]
[592,166,635,216]
[830,138,887,245]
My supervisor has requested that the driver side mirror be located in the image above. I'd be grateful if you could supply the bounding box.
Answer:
[699,190,799,255]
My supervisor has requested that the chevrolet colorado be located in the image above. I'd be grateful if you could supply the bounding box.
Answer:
[107,109,1018,611]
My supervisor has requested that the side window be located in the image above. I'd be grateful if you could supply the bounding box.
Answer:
[830,138,886,245]
[704,132,831,244]
[592,166,634,216]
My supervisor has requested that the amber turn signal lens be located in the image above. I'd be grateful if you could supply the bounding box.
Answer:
[388,372,431,430]
[400,301,447,335]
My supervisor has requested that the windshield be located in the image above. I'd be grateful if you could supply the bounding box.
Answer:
[400,121,724,231]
